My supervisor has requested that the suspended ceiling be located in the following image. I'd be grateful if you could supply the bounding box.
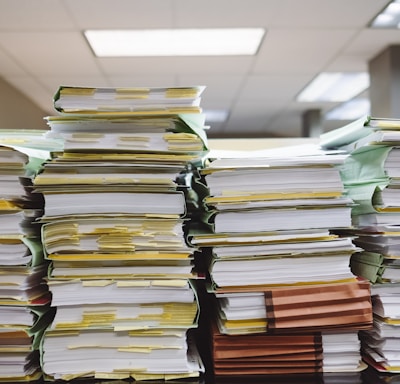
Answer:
[0,0,398,138]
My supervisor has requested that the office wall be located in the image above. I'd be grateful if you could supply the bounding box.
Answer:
[0,77,48,130]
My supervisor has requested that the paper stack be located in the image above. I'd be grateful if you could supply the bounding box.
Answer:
[35,85,208,381]
[321,116,400,375]
[190,145,372,378]
[0,140,53,383]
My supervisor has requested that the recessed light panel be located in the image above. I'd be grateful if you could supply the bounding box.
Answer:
[84,28,265,57]
[204,109,229,123]
[370,0,400,28]
[297,72,370,102]
[325,98,371,120]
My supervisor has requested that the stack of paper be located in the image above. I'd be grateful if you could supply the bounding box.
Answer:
[320,115,400,217]
[0,143,53,382]
[320,115,400,150]
[36,85,208,381]
[53,86,204,114]
[360,284,400,373]
[321,115,400,375]
[190,145,372,378]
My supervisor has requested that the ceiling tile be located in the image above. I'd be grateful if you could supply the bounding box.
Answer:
[343,29,400,59]
[0,47,27,76]
[0,32,101,76]
[107,75,177,88]
[177,75,244,105]
[0,0,75,30]
[238,74,313,103]
[63,0,174,28]
[173,0,281,28]
[0,0,396,138]
[39,75,110,93]
[254,28,358,74]
[97,56,255,75]
[263,0,388,28]
[172,0,387,28]
[324,55,369,72]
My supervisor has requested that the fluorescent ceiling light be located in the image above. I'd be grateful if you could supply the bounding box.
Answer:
[204,109,229,123]
[84,28,265,57]
[325,98,370,120]
[297,72,370,102]
[370,0,400,28]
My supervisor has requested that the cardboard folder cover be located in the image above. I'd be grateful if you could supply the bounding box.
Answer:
[264,280,373,332]
[210,320,323,375]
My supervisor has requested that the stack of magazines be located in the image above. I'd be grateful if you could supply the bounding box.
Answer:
[35,85,209,381]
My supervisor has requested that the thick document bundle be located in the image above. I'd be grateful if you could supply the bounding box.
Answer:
[361,284,400,373]
[45,114,207,156]
[53,86,205,114]
[190,143,372,378]
[35,85,208,381]
[321,116,400,375]
[0,142,53,382]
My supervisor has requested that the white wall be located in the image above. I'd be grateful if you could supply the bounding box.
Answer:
[0,77,48,130]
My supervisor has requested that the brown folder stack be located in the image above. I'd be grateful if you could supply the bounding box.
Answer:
[265,280,372,333]
[211,321,323,375]
[204,280,372,377]
[190,146,373,378]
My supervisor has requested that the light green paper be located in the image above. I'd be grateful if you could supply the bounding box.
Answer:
[340,145,392,185]
[22,237,46,267]
[320,115,371,149]
[350,251,385,283]
[346,182,388,215]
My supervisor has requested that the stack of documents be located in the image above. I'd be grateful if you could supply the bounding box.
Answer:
[192,149,358,288]
[320,115,400,151]
[36,85,208,381]
[189,145,372,377]
[197,153,353,233]
[0,146,41,238]
[53,85,204,114]
[320,115,400,217]
[0,142,53,382]
[321,115,400,375]
[360,284,400,373]
[350,249,400,373]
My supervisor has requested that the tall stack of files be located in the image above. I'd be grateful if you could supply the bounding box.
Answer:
[34,85,208,381]
[320,115,400,376]
[189,145,373,378]
[0,132,57,383]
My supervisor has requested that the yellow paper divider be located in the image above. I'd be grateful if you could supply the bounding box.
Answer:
[47,252,191,261]
[151,279,188,287]
[116,280,151,287]
[81,280,114,287]
[205,191,343,203]
[60,372,96,381]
